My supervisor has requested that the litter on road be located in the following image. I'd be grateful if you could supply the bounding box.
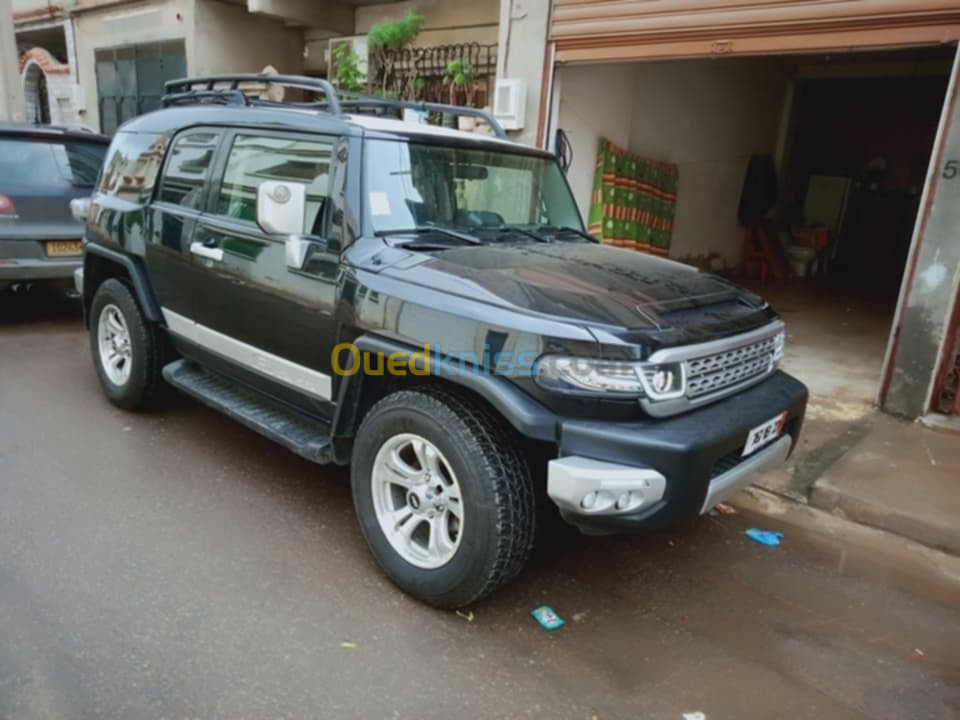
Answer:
[530,606,565,631]
[745,528,783,546]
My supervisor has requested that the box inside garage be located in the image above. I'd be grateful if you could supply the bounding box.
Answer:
[550,44,957,414]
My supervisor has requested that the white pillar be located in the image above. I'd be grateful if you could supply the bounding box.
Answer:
[0,0,24,122]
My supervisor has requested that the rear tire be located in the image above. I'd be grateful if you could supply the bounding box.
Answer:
[351,388,535,608]
[89,278,164,410]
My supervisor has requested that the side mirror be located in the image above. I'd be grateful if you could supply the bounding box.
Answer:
[256,180,306,236]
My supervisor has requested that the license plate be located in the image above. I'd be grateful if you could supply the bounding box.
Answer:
[46,240,83,256]
[742,412,787,457]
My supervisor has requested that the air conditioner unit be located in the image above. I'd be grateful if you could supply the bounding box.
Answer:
[493,78,525,131]
[326,35,369,81]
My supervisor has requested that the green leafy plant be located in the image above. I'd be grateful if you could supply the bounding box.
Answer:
[413,76,427,99]
[332,42,364,92]
[443,59,478,107]
[367,11,424,95]
[367,11,424,50]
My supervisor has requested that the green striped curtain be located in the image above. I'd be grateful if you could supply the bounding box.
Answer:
[588,138,678,256]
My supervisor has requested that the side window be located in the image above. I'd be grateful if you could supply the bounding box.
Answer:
[98,131,165,203]
[216,134,333,235]
[157,129,220,209]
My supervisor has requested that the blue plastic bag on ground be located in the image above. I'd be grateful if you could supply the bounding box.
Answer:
[745,528,783,546]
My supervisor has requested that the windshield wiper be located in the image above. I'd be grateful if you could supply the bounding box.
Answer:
[375,226,483,245]
[533,225,599,243]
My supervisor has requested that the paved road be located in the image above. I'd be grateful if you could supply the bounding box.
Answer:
[1,289,958,720]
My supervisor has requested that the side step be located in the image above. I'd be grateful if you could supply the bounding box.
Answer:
[162,359,333,464]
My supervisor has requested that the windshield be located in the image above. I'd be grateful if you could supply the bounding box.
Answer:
[0,137,107,188]
[364,139,583,236]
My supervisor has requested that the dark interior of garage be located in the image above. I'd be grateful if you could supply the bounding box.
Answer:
[733,46,954,406]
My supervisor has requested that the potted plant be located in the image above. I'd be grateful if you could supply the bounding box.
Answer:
[367,11,423,96]
[443,59,478,130]
[331,42,364,93]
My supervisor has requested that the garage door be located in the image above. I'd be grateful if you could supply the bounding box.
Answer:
[551,0,960,63]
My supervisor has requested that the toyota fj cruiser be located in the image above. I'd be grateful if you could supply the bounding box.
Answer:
[79,75,807,608]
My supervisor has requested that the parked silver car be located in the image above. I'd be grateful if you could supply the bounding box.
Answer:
[0,125,109,293]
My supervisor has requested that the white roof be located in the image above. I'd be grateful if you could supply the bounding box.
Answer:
[344,114,519,147]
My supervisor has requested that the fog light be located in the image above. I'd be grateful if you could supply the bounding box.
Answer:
[580,491,598,510]
[616,492,632,510]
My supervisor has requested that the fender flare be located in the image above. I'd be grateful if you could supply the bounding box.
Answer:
[84,243,163,323]
[331,334,558,445]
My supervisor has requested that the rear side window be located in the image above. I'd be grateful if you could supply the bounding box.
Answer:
[216,134,332,234]
[0,137,107,188]
[157,129,221,210]
[98,130,164,201]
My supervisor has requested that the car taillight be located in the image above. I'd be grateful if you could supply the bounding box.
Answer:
[0,194,15,215]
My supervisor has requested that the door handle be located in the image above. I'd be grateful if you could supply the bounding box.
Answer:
[190,240,224,262]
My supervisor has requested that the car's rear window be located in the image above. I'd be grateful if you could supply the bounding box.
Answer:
[0,137,107,188]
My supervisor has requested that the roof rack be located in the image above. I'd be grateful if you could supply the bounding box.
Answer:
[163,74,341,114]
[160,74,509,140]
[333,95,508,140]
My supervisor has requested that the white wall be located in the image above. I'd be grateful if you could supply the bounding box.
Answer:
[554,63,639,226]
[496,0,551,146]
[556,58,789,267]
[193,0,303,76]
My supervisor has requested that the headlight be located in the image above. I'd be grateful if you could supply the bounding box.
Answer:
[636,362,687,400]
[535,356,687,398]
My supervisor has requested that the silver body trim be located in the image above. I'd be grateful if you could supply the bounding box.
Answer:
[699,435,792,514]
[547,456,667,516]
[161,308,332,401]
[73,266,84,295]
[641,320,785,417]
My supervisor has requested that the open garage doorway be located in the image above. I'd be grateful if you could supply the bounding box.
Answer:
[553,44,955,414]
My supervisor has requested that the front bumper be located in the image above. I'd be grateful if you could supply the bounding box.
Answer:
[547,370,807,533]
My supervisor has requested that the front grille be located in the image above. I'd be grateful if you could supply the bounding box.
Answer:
[685,334,778,400]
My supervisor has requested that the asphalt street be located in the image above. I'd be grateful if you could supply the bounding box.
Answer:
[1,288,958,720]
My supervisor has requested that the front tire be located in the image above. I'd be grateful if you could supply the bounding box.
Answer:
[89,278,164,410]
[351,389,535,608]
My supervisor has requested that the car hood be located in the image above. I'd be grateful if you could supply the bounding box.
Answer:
[379,241,772,343]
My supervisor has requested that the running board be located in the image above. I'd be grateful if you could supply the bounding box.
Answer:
[162,359,333,464]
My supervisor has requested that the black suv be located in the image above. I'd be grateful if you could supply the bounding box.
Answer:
[79,75,807,608]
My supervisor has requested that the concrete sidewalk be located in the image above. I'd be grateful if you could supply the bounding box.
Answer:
[809,412,958,555]
[738,397,960,604]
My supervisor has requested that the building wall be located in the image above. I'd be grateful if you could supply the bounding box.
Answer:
[556,58,788,267]
[497,0,551,146]
[72,0,195,131]
[13,0,75,13]
[20,46,80,126]
[193,0,303,77]
[356,0,500,47]
[553,62,637,223]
